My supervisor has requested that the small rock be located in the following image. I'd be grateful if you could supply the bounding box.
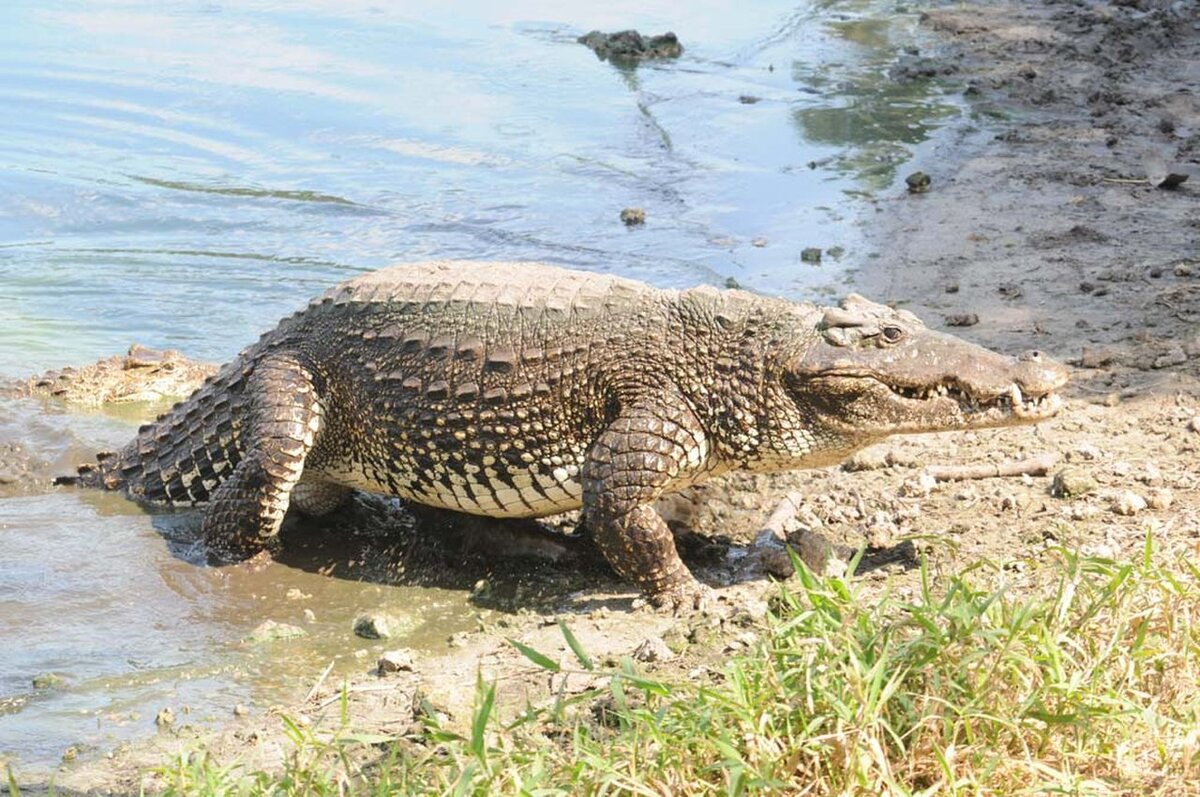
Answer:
[751,236,768,247]
[843,448,888,472]
[354,612,405,640]
[1071,443,1102,461]
[1111,461,1132,477]
[723,276,742,289]
[620,207,646,226]
[945,283,960,293]
[1175,262,1194,278]
[944,313,979,327]
[1051,468,1097,499]
[1146,488,1174,510]
[801,247,822,264]
[826,245,846,259]
[899,471,938,498]
[233,704,249,717]
[32,672,63,689]
[1153,345,1187,369]
[1111,491,1147,516]
[633,637,675,663]
[155,708,175,728]
[285,588,310,600]
[738,94,761,104]
[377,649,416,675]
[245,620,307,643]
[998,282,1023,299]
[1079,346,1120,369]
[1188,416,1200,433]
[1138,462,1163,486]
[303,608,316,623]
[905,171,931,193]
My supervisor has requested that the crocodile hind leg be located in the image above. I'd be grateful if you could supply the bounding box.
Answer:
[582,395,712,611]
[201,353,324,560]
[291,479,352,517]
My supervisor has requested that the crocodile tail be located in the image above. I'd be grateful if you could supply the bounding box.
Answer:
[60,359,251,505]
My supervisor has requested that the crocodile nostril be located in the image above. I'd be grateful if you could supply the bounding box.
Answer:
[1018,350,1044,363]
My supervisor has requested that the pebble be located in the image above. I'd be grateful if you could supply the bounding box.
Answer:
[1138,462,1163,486]
[1071,442,1102,461]
[801,247,822,264]
[1051,468,1097,499]
[1146,488,1174,510]
[233,704,249,717]
[633,636,675,663]
[1153,345,1187,369]
[377,649,416,675]
[1188,417,1200,433]
[1111,491,1147,516]
[353,612,398,640]
[246,620,307,643]
[619,207,646,226]
[154,708,175,728]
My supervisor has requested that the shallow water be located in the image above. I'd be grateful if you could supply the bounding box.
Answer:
[0,0,960,771]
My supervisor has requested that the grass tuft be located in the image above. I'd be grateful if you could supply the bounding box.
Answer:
[153,538,1200,795]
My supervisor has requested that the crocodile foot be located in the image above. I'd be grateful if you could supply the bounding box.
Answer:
[647,577,716,615]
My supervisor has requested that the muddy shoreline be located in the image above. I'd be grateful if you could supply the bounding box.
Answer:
[12,1,1200,792]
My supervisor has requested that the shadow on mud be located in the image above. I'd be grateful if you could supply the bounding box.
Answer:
[150,491,918,614]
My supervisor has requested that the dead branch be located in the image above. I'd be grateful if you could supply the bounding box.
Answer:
[925,453,1059,482]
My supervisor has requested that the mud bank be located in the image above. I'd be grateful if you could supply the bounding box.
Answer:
[13,2,1200,792]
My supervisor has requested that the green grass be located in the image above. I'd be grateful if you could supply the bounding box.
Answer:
[17,538,1200,796]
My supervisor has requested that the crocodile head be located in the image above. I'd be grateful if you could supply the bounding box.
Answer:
[782,294,1068,451]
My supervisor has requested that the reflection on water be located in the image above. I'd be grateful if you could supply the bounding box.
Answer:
[0,0,961,772]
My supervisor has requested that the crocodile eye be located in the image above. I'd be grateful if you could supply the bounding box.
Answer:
[881,325,905,343]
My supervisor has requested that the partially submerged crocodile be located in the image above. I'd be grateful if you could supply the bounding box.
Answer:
[17,345,216,407]
[69,261,1068,608]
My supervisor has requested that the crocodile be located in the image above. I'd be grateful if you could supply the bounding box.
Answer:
[68,260,1068,609]
[15,345,217,407]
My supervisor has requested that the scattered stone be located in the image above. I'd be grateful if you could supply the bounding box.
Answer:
[285,588,310,600]
[751,236,768,247]
[377,649,416,675]
[1189,416,1200,433]
[843,448,888,472]
[723,276,741,289]
[233,704,249,717]
[1079,346,1120,369]
[899,471,938,497]
[826,246,846,259]
[945,283,960,293]
[1138,462,1163,486]
[738,94,761,104]
[944,313,979,327]
[1154,345,1187,369]
[577,30,683,63]
[1051,468,1097,499]
[154,708,175,728]
[905,171,932,193]
[1146,488,1174,510]
[801,247,822,264]
[353,612,411,640]
[890,55,952,82]
[1071,443,1102,461]
[1175,262,1194,278]
[32,673,63,689]
[246,620,307,643]
[1111,491,1147,516]
[620,207,646,226]
[632,636,675,663]
[1155,172,1189,190]
[998,282,1023,299]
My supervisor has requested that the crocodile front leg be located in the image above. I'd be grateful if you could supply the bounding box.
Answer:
[201,352,324,560]
[582,394,712,610]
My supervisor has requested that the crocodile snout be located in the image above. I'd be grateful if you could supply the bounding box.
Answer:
[1014,349,1070,395]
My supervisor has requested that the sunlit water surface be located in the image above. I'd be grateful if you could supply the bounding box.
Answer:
[0,0,960,770]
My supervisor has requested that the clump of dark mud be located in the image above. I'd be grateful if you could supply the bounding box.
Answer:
[577,30,683,64]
